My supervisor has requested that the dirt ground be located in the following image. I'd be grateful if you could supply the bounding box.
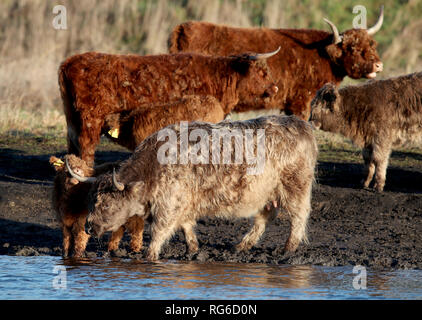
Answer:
[0,134,421,270]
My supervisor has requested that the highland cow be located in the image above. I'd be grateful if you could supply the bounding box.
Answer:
[68,115,318,261]
[103,95,225,151]
[310,72,422,192]
[50,155,144,257]
[59,49,280,165]
[169,6,385,120]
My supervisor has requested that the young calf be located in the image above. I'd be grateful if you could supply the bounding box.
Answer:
[103,95,225,151]
[68,115,318,261]
[50,155,144,257]
[310,72,422,191]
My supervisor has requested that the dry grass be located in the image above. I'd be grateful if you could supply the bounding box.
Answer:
[0,0,422,137]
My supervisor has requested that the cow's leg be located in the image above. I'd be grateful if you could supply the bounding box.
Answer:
[181,221,199,254]
[236,205,278,252]
[362,142,391,192]
[362,146,375,189]
[62,226,72,258]
[66,122,81,156]
[108,226,125,252]
[72,216,90,258]
[283,182,312,252]
[125,216,145,252]
[78,116,104,166]
[373,145,392,192]
[146,215,179,261]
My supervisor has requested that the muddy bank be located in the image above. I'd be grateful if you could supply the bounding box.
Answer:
[0,142,421,270]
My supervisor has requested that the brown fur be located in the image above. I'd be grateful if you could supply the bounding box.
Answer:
[103,95,225,151]
[59,51,279,165]
[310,72,422,191]
[85,115,318,261]
[169,20,383,120]
[50,155,144,257]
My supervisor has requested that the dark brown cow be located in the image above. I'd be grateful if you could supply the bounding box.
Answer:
[310,72,422,192]
[59,50,280,165]
[68,115,318,261]
[169,6,384,120]
[50,155,144,257]
[103,95,225,151]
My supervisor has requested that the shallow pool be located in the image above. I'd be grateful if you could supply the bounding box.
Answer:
[0,256,421,299]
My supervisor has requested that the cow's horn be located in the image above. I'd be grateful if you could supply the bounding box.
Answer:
[65,158,97,183]
[112,168,125,191]
[324,18,342,44]
[367,5,384,36]
[248,46,281,60]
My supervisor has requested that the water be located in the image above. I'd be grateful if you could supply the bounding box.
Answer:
[0,256,421,299]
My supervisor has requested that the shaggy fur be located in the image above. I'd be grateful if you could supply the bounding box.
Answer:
[59,51,279,165]
[84,115,318,261]
[103,95,225,151]
[310,72,422,191]
[50,154,144,257]
[169,19,383,120]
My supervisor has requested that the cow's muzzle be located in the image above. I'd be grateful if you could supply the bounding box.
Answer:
[366,62,383,79]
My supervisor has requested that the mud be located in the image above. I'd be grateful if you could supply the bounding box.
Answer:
[0,139,421,270]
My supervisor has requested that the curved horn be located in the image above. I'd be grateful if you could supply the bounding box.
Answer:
[65,158,97,183]
[248,46,281,61]
[367,5,384,35]
[112,168,125,191]
[324,18,342,44]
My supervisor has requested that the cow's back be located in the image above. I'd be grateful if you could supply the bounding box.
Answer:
[339,72,422,145]
[170,21,339,116]
[121,115,317,219]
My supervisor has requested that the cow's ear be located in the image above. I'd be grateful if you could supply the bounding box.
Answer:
[49,156,65,171]
[229,56,251,75]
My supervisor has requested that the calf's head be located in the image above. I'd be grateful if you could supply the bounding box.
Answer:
[324,6,384,79]
[67,163,145,238]
[310,83,342,131]
[50,154,95,189]
[231,47,280,109]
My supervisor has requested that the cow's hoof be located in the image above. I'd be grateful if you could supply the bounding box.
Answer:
[236,242,252,252]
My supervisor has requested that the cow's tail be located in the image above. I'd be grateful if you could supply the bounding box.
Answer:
[168,23,188,53]
[58,61,80,155]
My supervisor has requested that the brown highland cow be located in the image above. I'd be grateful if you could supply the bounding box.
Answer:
[59,49,280,165]
[103,95,225,151]
[169,6,385,120]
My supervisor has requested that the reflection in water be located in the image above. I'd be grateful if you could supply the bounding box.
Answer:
[1,256,422,299]
[62,258,315,295]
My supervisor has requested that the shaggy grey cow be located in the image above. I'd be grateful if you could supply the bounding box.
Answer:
[68,115,318,261]
[310,72,422,191]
